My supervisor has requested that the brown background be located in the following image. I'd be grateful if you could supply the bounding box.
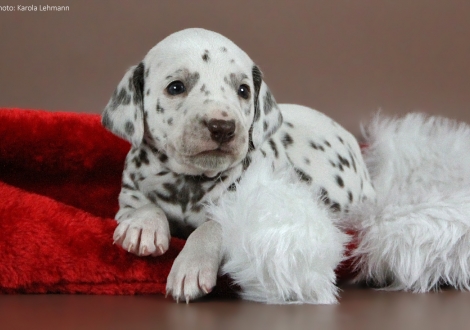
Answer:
[0,0,469,136]
[2,2,470,328]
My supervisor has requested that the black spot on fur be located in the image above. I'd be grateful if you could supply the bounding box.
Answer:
[336,175,344,188]
[221,47,227,52]
[338,136,344,144]
[349,150,357,173]
[102,112,114,130]
[202,51,210,62]
[131,194,140,201]
[164,182,180,199]
[242,155,252,171]
[330,202,341,212]
[132,62,145,105]
[268,138,279,158]
[304,158,310,165]
[324,140,331,147]
[145,68,150,78]
[127,76,133,91]
[158,153,168,163]
[124,121,135,136]
[113,88,132,108]
[263,91,275,115]
[186,72,200,93]
[132,149,150,168]
[338,154,350,168]
[252,65,263,123]
[167,117,173,126]
[247,65,263,151]
[348,191,353,202]
[294,168,312,183]
[200,84,206,92]
[157,171,169,176]
[285,122,294,128]
[261,149,267,157]
[319,187,331,205]
[310,141,324,151]
[263,121,268,132]
[226,72,247,91]
[282,133,294,148]
[227,183,237,191]
[122,183,135,191]
[156,99,164,113]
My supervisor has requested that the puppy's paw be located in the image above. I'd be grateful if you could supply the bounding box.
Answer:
[113,205,170,257]
[166,248,219,303]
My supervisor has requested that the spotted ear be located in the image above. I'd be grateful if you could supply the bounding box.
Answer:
[250,65,283,149]
[102,63,145,146]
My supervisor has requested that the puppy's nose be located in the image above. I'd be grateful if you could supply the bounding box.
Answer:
[206,119,236,143]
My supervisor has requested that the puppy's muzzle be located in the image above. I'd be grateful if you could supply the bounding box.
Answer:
[205,119,236,144]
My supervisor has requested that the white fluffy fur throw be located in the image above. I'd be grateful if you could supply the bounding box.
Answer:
[207,154,349,304]
[351,113,470,292]
[208,112,470,304]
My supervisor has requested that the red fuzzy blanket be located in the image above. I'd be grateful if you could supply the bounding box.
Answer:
[0,109,353,296]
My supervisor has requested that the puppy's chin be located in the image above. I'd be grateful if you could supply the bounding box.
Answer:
[166,149,243,177]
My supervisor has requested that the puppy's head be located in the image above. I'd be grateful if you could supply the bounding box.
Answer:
[102,28,282,177]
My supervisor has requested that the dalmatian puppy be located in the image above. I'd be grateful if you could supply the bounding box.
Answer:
[102,28,375,303]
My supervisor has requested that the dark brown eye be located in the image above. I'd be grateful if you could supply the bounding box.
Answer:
[238,84,251,100]
[166,81,186,95]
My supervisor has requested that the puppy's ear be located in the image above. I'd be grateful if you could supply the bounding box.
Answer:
[250,65,283,149]
[102,63,145,146]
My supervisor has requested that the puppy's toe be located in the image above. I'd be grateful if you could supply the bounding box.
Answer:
[139,228,158,256]
[113,221,130,246]
[121,226,142,255]
[152,230,170,256]
[198,268,217,294]
[182,270,205,302]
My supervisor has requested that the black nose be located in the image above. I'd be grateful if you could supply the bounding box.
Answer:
[206,119,236,143]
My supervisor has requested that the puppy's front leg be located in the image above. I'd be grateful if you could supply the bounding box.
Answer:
[112,169,171,257]
[166,220,223,303]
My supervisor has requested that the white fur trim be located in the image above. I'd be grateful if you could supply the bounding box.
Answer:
[207,153,349,304]
[351,113,470,292]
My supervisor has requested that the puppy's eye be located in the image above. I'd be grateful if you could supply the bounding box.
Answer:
[166,81,186,95]
[238,84,251,100]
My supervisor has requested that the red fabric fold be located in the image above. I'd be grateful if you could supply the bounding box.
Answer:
[0,109,186,294]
